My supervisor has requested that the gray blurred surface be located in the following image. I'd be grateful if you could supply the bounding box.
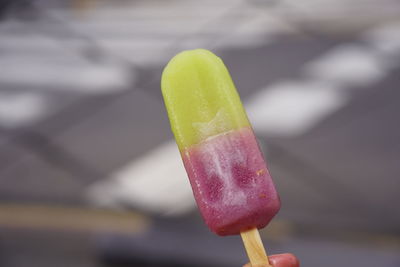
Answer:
[0,0,399,266]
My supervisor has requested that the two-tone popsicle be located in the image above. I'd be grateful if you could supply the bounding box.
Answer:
[161,49,280,266]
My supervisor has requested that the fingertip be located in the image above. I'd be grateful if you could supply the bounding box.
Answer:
[269,253,300,267]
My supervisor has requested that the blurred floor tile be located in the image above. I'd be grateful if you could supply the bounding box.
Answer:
[0,142,84,203]
[246,80,347,136]
[87,140,195,215]
[0,90,80,130]
[269,67,400,233]
[0,138,24,171]
[303,44,386,87]
[40,90,171,176]
[220,36,342,97]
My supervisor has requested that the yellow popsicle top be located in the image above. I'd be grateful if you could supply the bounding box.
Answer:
[161,49,250,150]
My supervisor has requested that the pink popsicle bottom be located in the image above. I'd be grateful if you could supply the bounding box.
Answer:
[182,127,280,236]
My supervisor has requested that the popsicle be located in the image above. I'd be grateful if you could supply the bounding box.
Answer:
[161,49,280,265]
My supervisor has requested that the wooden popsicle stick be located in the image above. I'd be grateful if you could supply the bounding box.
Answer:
[240,227,271,267]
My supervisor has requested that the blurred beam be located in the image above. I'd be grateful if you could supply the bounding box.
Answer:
[0,203,149,233]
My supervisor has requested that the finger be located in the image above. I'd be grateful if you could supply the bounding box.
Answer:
[243,253,299,267]
[269,253,299,267]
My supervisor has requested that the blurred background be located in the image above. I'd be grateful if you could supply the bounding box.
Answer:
[0,0,400,266]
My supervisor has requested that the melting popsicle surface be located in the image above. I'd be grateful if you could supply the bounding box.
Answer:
[161,49,280,236]
[183,126,280,235]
